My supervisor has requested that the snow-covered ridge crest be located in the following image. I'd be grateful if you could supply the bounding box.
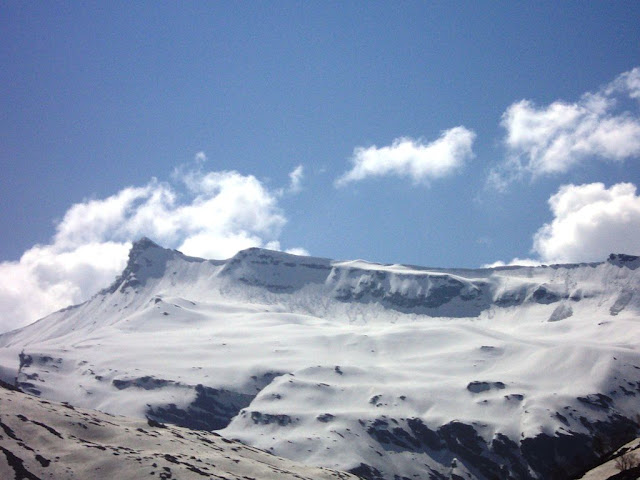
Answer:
[0,239,639,480]
[93,237,640,320]
[103,236,214,295]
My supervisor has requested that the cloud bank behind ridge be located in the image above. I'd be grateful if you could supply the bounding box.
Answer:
[3,67,640,334]
[487,182,640,267]
[0,161,305,333]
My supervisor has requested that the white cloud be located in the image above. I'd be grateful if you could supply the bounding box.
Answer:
[532,182,640,264]
[172,171,287,258]
[605,67,640,99]
[194,151,207,163]
[490,67,640,190]
[335,127,475,187]
[0,162,306,333]
[0,242,131,334]
[285,247,310,256]
[288,165,304,194]
[482,258,542,269]
[488,182,640,267]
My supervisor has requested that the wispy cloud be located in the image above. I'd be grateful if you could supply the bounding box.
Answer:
[194,151,207,163]
[482,258,542,268]
[489,67,640,190]
[287,165,304,194]
[0,157,305,333]
[284,247,310,256]
[335,127,475,187]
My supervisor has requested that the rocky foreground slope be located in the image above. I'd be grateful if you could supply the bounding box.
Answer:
[577,437,640,480]
[0,382,356,480]
[1,238,639,479]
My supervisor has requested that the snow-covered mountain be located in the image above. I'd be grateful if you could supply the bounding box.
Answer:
[1,238,639,479]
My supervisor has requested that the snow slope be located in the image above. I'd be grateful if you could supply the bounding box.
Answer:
[0,383,357,480]
[0,238,639,479]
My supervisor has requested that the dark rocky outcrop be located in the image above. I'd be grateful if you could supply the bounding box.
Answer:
[146,384,254,431]
[608,254,640,270]
[249,411,296,426]
[358,410,640,480]
[113,376,172,390]
[102,237,206,294]
[467,381,506,393]
[330,267,491,317]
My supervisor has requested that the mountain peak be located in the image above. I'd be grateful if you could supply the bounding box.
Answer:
[125,237,167,272]
[131,236,162,252]
[102,238,172,294]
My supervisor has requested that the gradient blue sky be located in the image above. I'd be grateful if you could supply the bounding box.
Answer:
[2,2,640,329]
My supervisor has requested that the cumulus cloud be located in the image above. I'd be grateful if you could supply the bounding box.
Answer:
[0,160,305,333]
[0,242,131,334]
[532,182,640,263]
[488,182,640,267]
[335,127,475,187]
[490,67,640,190]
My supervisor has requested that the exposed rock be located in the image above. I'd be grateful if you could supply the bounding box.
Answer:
[147,384,254,431]
[113,376,172,390]
[531,285,564,304]
[610,291,634,316]
[248,411,295,426]
[549,303,573,322]
[466,381,506,393]
[608,254,640,270]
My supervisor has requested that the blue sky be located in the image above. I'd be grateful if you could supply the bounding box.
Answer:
[2,2,640,330]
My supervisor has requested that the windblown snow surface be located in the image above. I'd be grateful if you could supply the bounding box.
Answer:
[1,238,639,479]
